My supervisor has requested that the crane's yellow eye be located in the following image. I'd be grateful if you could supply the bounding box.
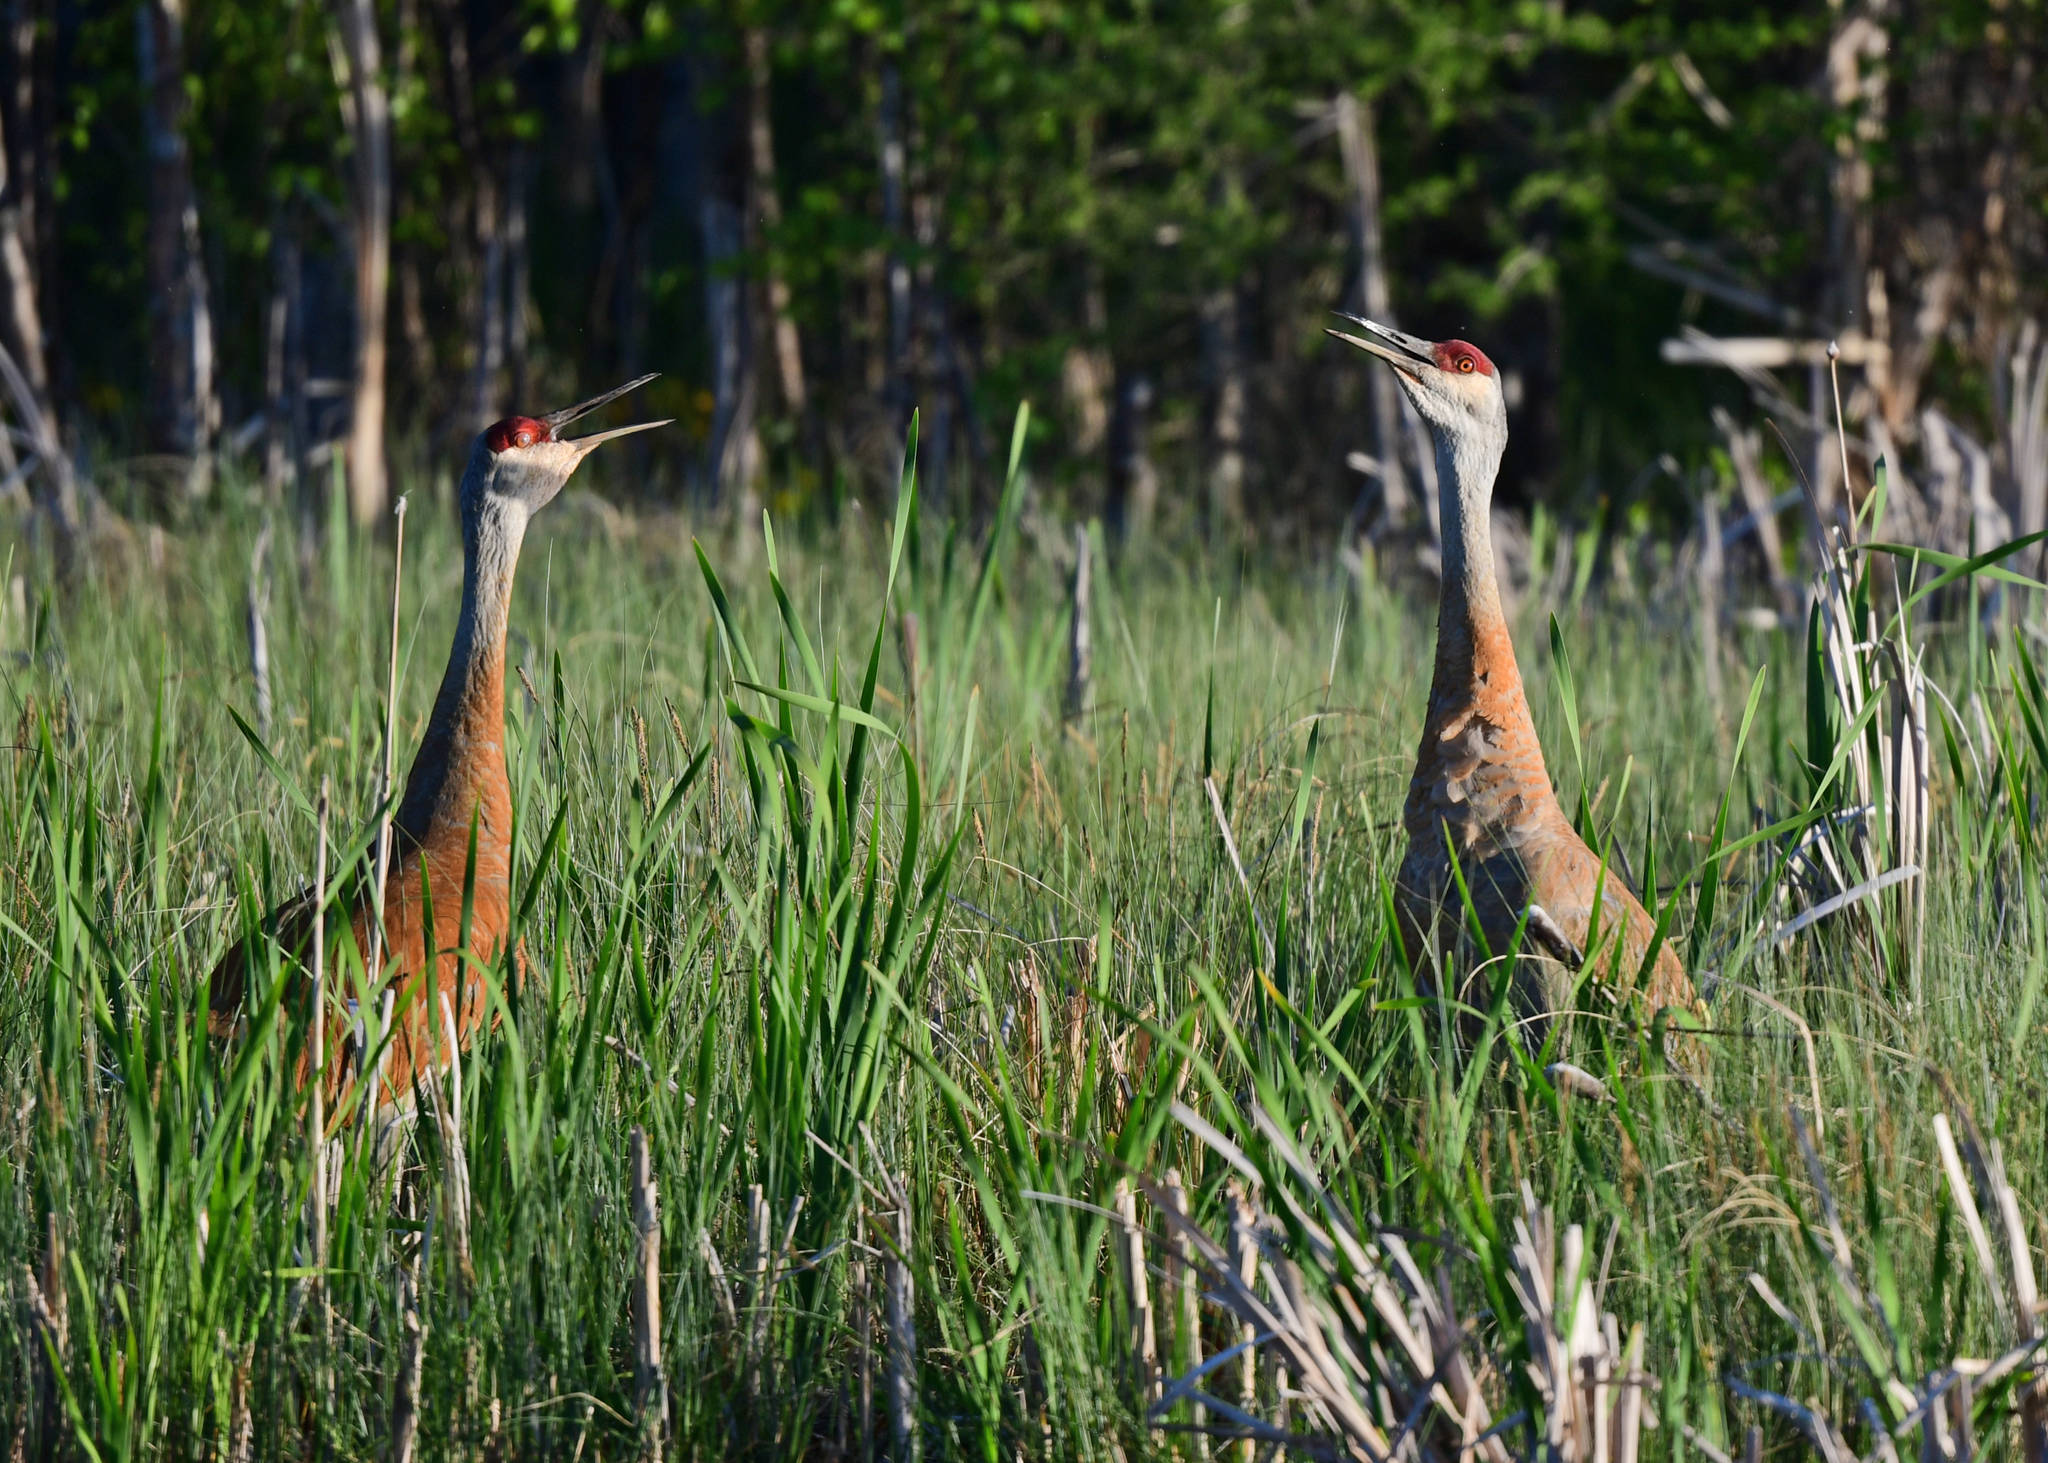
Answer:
[516,430,534,448]
[1457,357,1474,373]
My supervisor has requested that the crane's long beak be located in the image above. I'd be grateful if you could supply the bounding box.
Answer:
[566,417,673,458]
[543,373,667,444]
[1325,313,1434,381]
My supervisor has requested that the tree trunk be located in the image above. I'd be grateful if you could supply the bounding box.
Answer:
[912,184,951,514]
[1202,282,1246,535]
[1333,90,1411,527]
[0,41,50,428]
[138,0,216,488]
[691,46,759,512]
[0,44,78,562]
[745,25,805,418]
[441,0,505,430]
[469,171,505,427]
[336,0,392,526]
[1821,6,1888,517]
[1061,265,1111,462]
[263,223,295,497]
[877,60,911,429]
[508,147,530,407]
[1105,371,1156,544]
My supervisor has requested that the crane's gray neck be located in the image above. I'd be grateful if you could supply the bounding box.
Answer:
[1434,418,1508,632]
[395,488,530,841]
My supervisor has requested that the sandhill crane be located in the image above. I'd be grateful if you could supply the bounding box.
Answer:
[209,375,668,1127]
[1327,316,1700,1026]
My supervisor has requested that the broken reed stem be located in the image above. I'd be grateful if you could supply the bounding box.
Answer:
[1115,1178,1159,1408]
[390,1210,431,1463]
[885,1177,919,1463]
[630,1126,668,1461]
[898,609,922,764]
[853,1158,873,1456]
[697,1227,739,1330]
[246,522,273,742]
[27,1212,67,1452]
[1826,341,1854,536]
[1226,1183,1259,1463]
[1164,1169,1208,1458]
[227,1341,255,1463]
[367,493,406,992]
[361,494,407,1171]
[438,993,473,1299]
[1204,775,1274,971]
[747,1182,770,1396]
[309,778,332,1389]
[1063,522,1092,725]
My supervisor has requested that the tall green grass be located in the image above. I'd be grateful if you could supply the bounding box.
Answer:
[6,432,2048,1459]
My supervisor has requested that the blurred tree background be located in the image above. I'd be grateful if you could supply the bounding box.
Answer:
[0,0,2042,548]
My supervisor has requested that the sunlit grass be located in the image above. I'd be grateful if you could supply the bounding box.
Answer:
[5,430,2048,1460]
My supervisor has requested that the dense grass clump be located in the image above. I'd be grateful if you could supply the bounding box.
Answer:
[6,429,2048,1460]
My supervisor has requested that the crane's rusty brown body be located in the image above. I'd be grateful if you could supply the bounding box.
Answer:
[209,377,667,1125]
[1330,317,1699,1027]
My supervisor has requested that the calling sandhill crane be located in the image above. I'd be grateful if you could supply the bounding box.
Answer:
[1328,316,1700,1026]
[209,376,669,1124]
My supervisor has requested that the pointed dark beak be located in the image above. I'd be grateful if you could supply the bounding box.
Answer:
[542,373,670,447]
[1325,313,1435,379]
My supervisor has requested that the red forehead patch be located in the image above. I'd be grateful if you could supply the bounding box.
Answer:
[485,416,552,452]
[1433,339,1496,377]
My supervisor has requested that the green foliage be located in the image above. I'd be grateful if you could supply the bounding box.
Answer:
[8,439,2048,1456]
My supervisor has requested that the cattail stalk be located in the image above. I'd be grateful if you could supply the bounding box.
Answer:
[1164,1169,1207,1456]
[852,1193,873,1455]
[309,778,332,1393]
[368,494,407,985]
[1063,523,1091,725]
[885,1177,918,1462]
[361,495,408,1167]
[1227,1184,1259,1463]
[1114,1179,1158,1407]
[438,993,473,1295]
[246,523,273,742]
[747,1182,770,1395]
[630,1126,667,1460]
[27,1213,67,1452]
[390,1211,431,1463]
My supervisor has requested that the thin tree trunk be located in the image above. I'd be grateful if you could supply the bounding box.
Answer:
[442,0,504,429]
[0,83,77,566]
[1105,371,1156,545]
[139,0,215,486]
[911,184,951,512]
[691,42,759,512]
[745,25,805,417]
[470,172,505,427]
[1333,90,1410,527]
[878,60,911,428]
[335,0,392,526]
[508,147,530,406]
[1061,265,1111,461]
[1202,278,1246,535]
[1063,523,1091,725]
[1821,5,1887,518]
[263,225,294,497]
[702,185,758,507]
[0,60,50,428]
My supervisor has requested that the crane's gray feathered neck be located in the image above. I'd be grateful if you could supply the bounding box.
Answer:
[394,478,530,841]
[1433,407,1509,627]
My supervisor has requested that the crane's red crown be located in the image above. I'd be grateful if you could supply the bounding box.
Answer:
[485,416,552,453]
[1433,340,1495,377]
